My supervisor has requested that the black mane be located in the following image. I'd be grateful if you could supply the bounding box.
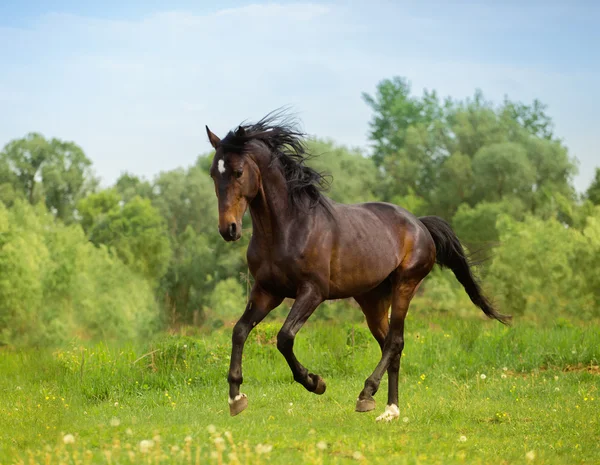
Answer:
[220,109,331,210]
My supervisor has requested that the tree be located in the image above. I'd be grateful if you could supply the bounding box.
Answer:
[586,168,600,205]
[0,200,158,346]
[471,142,536,203]
[304,138,378,204]
[363,76,578,221]
[78,191,172,283]
[115,172,154,202]
[0,133,97,222]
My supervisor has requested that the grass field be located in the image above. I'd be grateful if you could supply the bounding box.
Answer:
[1,314,599,464]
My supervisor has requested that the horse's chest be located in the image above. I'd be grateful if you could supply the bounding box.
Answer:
[248,246,312,297]
[253,262,297,297]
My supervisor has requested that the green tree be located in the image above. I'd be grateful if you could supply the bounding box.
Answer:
[487,211,600,320]
[0,133,97,221]
[586,168,600,205]
[78,192,172,282]
[452,198,526,248]
[305,138,378,204]
[0,200,158,346]
[115,172,154,202]
[363,76,578,220]
[471,142,535,203]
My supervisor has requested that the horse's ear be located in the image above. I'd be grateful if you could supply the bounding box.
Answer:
[206,126,221,149]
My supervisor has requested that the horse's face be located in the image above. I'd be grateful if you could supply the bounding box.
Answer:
[206,126,260,242]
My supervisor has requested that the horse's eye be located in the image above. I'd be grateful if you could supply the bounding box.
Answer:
[234,170,243,179]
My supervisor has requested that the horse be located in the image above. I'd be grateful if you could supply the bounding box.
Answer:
[205,111,511,422]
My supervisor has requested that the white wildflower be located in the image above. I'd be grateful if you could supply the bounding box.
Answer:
[526,450,536,461]
[501,374,507,379]
[480,374,487,380]
[139,440,154,453]
[214,436,225,450]
[402,417,409,423]
[352,451,363,460]
[207,424,216,434]
[316,441,327,450]
[255,443,273,454]
[126,428,133,436]
[63,434,75,445]
[459,435,467,443]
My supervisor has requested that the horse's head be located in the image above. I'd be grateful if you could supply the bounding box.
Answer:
[206,126,261,241]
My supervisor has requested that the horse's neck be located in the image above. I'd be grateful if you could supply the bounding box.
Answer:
[248,167,291,245]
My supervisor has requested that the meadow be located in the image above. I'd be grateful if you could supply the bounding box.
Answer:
[1,312,598,465]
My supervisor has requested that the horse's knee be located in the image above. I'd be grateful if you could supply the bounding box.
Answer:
[389,334,404,354]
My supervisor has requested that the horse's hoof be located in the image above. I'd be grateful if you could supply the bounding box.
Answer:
[355,398,376,412]
[309,374,327,395]
[228,393,248,416]
[376,404,400,422]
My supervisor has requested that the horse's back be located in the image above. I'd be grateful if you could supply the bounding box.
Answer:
[325,201,433,298]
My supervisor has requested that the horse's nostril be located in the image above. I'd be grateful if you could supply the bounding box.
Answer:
[229,223,237,238]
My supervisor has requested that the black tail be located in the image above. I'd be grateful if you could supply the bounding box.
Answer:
[419,215,511,325]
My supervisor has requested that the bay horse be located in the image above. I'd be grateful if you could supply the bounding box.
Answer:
[205,111,510,422]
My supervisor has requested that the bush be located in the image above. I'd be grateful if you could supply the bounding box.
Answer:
[0,201,159,346]
[486,211,600,321]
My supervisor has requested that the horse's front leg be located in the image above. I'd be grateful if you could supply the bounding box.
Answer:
[228,285,283,416]
[276,283,325,394]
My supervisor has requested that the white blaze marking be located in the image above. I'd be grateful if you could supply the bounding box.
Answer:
[217,159,226,175]
[376,404,400,422]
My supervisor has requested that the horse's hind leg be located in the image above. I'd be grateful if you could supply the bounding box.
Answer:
[353,282,392,413]
[356,269,426,422]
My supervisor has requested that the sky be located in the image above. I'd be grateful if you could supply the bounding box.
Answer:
[1,1,598,192]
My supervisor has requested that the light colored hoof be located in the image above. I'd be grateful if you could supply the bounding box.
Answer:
[355,398,376,412]
[376,404,400,422]
[313,376,326,395]
[228,393,248,416]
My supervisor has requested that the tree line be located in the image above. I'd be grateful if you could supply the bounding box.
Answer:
[1,76,599,345]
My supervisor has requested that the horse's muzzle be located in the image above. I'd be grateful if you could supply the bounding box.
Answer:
[220,222,241,242]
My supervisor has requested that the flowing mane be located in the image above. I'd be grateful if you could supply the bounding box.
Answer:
[220,110,331,210]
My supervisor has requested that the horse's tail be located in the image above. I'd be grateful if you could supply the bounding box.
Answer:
[419,215,511,325]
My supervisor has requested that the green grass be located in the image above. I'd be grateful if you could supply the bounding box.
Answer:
[1,315,599,464]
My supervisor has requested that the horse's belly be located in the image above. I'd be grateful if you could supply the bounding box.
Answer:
[328,250,399,299]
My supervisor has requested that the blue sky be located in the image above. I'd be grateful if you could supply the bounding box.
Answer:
[1,1,598,192]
